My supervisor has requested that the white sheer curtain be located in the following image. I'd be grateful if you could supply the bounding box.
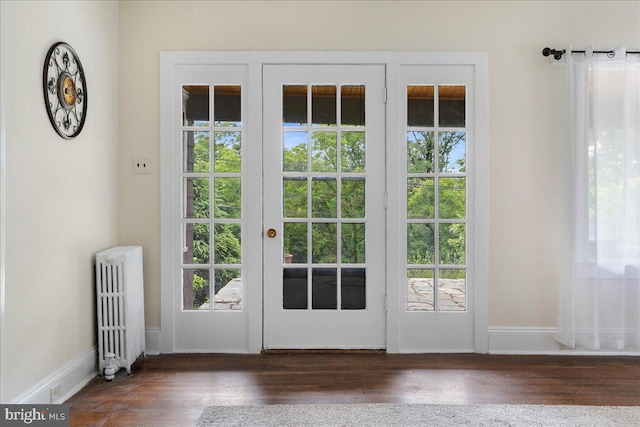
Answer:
[556,47,640,350]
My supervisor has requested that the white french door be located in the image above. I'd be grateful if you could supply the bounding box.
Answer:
[160,52,488,354]
[263,65,387,349]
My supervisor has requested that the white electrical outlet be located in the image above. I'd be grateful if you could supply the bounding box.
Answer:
[133,157,151,174]
[50,382,62,402]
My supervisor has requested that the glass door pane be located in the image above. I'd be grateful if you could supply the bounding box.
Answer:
[182,85,243,311]
[281,84,367,311]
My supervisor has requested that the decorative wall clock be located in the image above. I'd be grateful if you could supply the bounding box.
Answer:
[43,42,87,139]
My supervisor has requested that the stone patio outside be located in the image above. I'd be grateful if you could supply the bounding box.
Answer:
[407,278,466,311]
[198,278,243,310]
[200,277,465,312]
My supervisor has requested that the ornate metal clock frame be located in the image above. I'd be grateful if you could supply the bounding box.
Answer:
[43,42,87,139]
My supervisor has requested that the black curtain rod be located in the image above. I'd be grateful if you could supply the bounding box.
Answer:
[542,47,640,60]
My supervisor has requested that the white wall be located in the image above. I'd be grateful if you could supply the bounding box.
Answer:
[0,0,119,403]
[118,0,639,333]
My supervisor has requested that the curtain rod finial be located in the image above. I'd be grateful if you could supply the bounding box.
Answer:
[542,47,564,60]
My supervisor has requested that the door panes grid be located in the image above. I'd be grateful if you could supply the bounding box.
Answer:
[282,84,367,310]
[181,85,243,311]
[406,85,467,312]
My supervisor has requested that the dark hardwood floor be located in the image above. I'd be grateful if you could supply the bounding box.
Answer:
[66,353,640,426]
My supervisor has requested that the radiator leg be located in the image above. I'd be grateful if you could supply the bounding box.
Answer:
[104,353,117,381]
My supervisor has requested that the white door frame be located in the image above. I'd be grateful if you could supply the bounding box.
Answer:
[160,51,489,354]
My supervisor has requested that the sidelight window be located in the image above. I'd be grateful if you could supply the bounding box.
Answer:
[406,85,467,312]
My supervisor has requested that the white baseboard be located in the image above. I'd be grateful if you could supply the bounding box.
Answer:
[118,327,640,356]
[11,346,97,404]
[10,330,162,404]
[145,328,161,355]
[488,327,640,355]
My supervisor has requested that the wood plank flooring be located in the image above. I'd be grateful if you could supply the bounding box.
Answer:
[66,353,640,426]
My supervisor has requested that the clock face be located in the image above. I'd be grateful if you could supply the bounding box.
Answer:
[43,42,87,139]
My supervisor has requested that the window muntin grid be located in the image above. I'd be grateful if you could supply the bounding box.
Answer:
[181,85,243,311]
[406,85,467,312]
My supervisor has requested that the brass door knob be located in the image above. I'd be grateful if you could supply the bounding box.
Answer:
[266,229,277,238]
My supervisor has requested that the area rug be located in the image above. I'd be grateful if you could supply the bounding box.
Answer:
[197,403,640,426]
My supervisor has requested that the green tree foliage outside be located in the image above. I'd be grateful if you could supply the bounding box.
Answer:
[407,131,466,279]
[283,131,367,265]
[281,130,466,270]
[188,129,242,309]
[186,126,468,308]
